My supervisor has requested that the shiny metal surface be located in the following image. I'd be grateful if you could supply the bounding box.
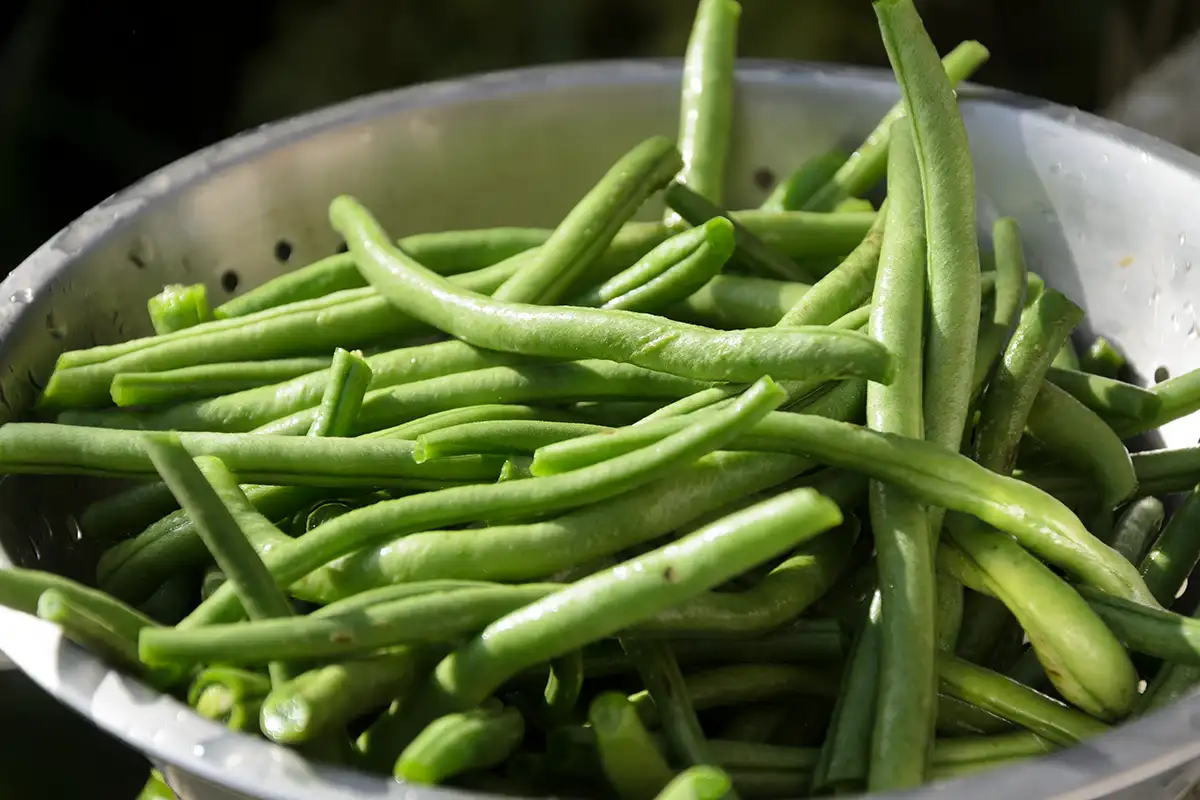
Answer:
[0,60,1199,800]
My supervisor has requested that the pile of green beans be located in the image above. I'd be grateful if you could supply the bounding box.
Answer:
[8,1,1200,798]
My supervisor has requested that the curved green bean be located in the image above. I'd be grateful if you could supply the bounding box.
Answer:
[803,40,990,211]
[333,196,893,386]
[574,218,733,311]
[760,150,848,212]
[666,274,810,329]
[1141,484,1200,604]
[877,0,983,471]
[306,348,371,438]
[1116,366,1200,439]
[260,648,420,744]
[360,485,842,765]
[494,137,682,304]
[589,692,675,800]
[1109,496,1165,564]
[1044,366,1161,424]
[394,705,525,784]
[111,357,332,408]
[415,420,608,462]
[148,283,210,335]
[936,653,1109,746]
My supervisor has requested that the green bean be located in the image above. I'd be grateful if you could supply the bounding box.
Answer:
[0,423,499,486]
[1025,380,1137,515]
[654,766,731,800]
[532,408,1157,605]
[1110,497,1164,564]
[941,516,1137,720]
[36,589,145,674]
[360,484,842,766]
[541,650,584,726]
[830,304,871,331]
[141,584,558,667]
[260,648,420,744]
[1141,484,1200,604]
[1132,447,1200,495]
[312,580,501,619]
[667,181,825,281]
[637,386,745,424]
[776,206,885,329]
[803,40,990,211]
[495,137,682,304]
[666,275,810,329]
[306,501,352,531]
[935,570,963,652]
[1079,336,1124,379]
[111,357,333,408]
[589,692,675,800]
[760,150,848,212]
[932,732,1054,765]
[1044,366,1161,424]
[0,566,158,642]
[1074,585,1200,667]
[148,283,210,335]
[936,693,1016,736]
[1116,367,1200,438]
[184,376,789,628]
[834,197,876,214]
[575,219,733,312]
[216,228,553,318]
[971,219,1029,394]
[144,438,296,685]
[636,623,846,662]
[673,0,740,213]
[334,197,892,387]
[856,119,934,790]
[189,667,272,733]
[375,404,569,439]
[813,594,880,795]
[1052,340,1080,370]
[254,360,716,437]
[80,482,182,543]
[200,568,225,601]
[929,754,1035,781]
[629,664,838,729]
[139,574,199,625]
[295,450,815,605]
[415,420,609,462]
[936,653,1108,746]
[974,289,1084,476]
[622,639,721,770]
[876,2,984,477]
[305,348,371,438]
[394,705,525,784]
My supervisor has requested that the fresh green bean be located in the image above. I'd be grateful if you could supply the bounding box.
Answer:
[495,137,682,304]
[1079,336,1124,379]
[144,438,296,685]
[622,639,721,770]
[394,705,525,784]
[1141,484,1200,604]
[0,566,158,642]
[1024,380,1137,515]
[830,304,872,331]
[1075,585,1200,666]
[216,227,553,318]
[532,407,1157,605]
[415,420,609,462]
[671,0,740,215]
[1052,340,1080,370]
[334,196,892,387]
[936,694,1016,736]
[260,648,420,744]
[932,732,1054,765]
[589,692,675,800]
[654,766,732,800]
[971,219,1029,394]
[184,376,789,628]
[312,580,501,619]
[305,348,371,438]
[148,283,210,335]
[876,1,983,477]
[541,650,584,726]
[1132,447,1200,495]
[360,485,842,765]
[834,197,876,214]
[189,666,272,733]
[36,589,144,674]
[254,360,717,437]
[936,653,1109,746]
[79,481,182,543]
[1116,367,1200,439]
[293,450,815,605]
[1109,497,1164,564]
[111,357,332,408]
[803,40,990,211]
[813,594,880,795]
[1044,366,1161,424]
[665,274,810,329]
[935,570,963,652]
[0,423,500,486]
[776,204,886,328]
[574,219,733,312]
[941,516,1137,720]
[760,150,848,212]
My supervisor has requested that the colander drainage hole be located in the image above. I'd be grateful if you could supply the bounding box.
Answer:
[274,239,293,263]
[753,166,775,191]
[1155,366,1171,383]
[221,270,240,293]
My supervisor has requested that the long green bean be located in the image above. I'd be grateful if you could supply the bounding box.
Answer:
[762,150,848,212]
[971,218,1029,394]
[334,196,893,386]
[622,639,722,771]
[1141,484,1200,604]
[111,357,332,408]
[1115,366,1200,438]
[666,274,810,329]
[589,692,675,800]
[415,420,609,462]
[1044,366,1161,424]
[394,705,525,784]
[36,589,145,674]
[1110,497,1165,564]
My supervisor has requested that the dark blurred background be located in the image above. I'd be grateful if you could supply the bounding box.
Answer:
[1,0,1199,275]
[0,0,1198,797]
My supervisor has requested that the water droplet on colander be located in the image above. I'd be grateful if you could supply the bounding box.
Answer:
[192,744,206,758]
[1181,232,1188,245]
[1188,323,1198,340]
[1171,312,1181,331]
[1049,162,1062,174]
[9,289,31,304]
[1101,152,1110,163]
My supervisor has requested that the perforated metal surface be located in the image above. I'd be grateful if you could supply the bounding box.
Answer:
[0,61,1197,800]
